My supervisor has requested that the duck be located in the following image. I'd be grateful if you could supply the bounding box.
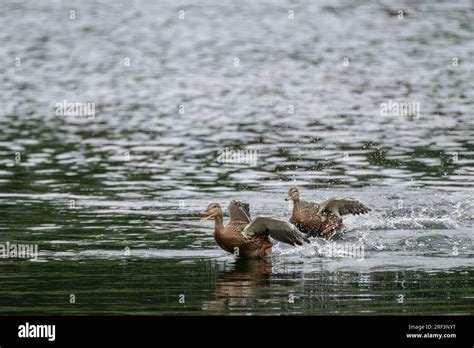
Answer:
[285,186,371,239]
[201,201,309,258]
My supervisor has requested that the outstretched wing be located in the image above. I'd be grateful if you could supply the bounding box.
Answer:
[242,216,309,246]
[318,197,371,218]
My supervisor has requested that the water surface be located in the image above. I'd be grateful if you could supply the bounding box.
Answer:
[0,0,473,315]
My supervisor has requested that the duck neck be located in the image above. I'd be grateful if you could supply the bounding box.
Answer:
[292,199,301,218]
[214,215,225,236]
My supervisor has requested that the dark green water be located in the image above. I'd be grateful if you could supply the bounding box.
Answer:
[0,0,473,315]
[1,259,472,315]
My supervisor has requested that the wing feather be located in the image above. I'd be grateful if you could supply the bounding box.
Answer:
[318,197,371,217]
[243,216,309,246]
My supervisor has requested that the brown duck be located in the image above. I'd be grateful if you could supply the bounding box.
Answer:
[285,187,371,239]
[201,200,309,258]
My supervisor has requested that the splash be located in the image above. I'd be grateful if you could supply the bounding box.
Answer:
[273,238,366,259]
[349,198,473,231]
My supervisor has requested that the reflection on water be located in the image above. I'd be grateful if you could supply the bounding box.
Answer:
[202,259,272,313]
[0,0,473,315]
[1,257,471,315]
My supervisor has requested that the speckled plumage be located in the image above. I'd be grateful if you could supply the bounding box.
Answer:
[290,200,340,237]
[286,187,371,239]
[213,217,271,257]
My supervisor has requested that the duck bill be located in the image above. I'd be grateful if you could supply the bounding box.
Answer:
[285,196,291,201]
[200,211,213,221]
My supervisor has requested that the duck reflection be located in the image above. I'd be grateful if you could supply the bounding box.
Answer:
[202,258,272,313]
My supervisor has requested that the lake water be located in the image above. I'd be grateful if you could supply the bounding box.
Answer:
[0,0,473,315]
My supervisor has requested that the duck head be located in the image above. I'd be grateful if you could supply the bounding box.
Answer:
[285,186,300,202]
[201,203,223,221]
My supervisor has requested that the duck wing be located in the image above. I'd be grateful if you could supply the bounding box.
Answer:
[242,216,309,246]
[318,197,371,218]
[228,201,251,223]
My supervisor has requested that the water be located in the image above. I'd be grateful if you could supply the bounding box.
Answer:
[0,0,473,315]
